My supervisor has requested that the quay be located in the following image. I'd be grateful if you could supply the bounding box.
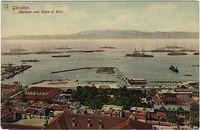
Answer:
[51,66,186,90]
[1,64,32,80]
[151,81,181,83]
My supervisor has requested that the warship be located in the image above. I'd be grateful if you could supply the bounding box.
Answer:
[100,46,116,49]
[21,59,40,62]
[168,52,187,55]
[52,55,71,58]
[126,49,154,57]
[193,52,199,55]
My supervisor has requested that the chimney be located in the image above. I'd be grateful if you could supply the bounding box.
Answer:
[99,119,104,129]
[72,117,77,127]
[87,118,92,128]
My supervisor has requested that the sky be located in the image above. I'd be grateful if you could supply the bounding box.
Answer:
[1,1,199,37]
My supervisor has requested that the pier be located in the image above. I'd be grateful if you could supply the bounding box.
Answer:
[114,67,130,86]
[52,66,132,86]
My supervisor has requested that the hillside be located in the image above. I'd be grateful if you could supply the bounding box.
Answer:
[4,30,198,39]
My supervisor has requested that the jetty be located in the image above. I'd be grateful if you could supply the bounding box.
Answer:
[114,67,130,85]
[51,67,94,74]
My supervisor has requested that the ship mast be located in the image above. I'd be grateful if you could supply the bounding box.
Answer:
[134,48,137,54]
[142,48,144,55]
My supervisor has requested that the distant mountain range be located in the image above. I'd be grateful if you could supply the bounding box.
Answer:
[3,30,199,39]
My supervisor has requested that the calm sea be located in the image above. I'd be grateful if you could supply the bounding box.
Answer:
[1,39,199,86]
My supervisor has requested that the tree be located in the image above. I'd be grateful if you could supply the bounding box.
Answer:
[167,117,177,123]
[71,86,151,110]
[47,99,54,104]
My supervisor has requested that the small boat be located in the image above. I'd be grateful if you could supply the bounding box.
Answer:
[51,55,70,58]
[21,59,40,62]
[184,74,192,77]
[169,65,179,73]
[168,52,187,55]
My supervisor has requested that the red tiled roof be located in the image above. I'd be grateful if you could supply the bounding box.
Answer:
[151,112,167,120]
[135,111,146,120]
[152,95,162,104]
[2,84,21,97]
[176,96,185,105]
[111,119,131,129]
[47,111,129,129]
[46,113,68,130]
[1,123,43,129]
[26,87,61,100]
[153,94,185,105]
[130,120,152,129]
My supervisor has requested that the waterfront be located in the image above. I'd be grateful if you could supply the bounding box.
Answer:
[1,1,199,129]
[1,39,199,86]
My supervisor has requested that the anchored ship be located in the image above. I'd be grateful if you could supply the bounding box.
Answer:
[193,52,199,55]
[21,59,40,62]
[51,55,71,58]
[100,46,116,49]
[168,52,187,56]
[126,49,154,57]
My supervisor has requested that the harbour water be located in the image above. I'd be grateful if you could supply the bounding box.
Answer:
[1,39,199,86]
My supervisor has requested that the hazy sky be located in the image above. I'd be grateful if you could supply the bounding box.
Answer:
[2,1,199,37]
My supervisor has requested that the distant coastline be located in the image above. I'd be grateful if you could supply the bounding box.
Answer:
[3,30,199,40]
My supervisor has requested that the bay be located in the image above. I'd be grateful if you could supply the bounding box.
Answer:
[1,39,199,86]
